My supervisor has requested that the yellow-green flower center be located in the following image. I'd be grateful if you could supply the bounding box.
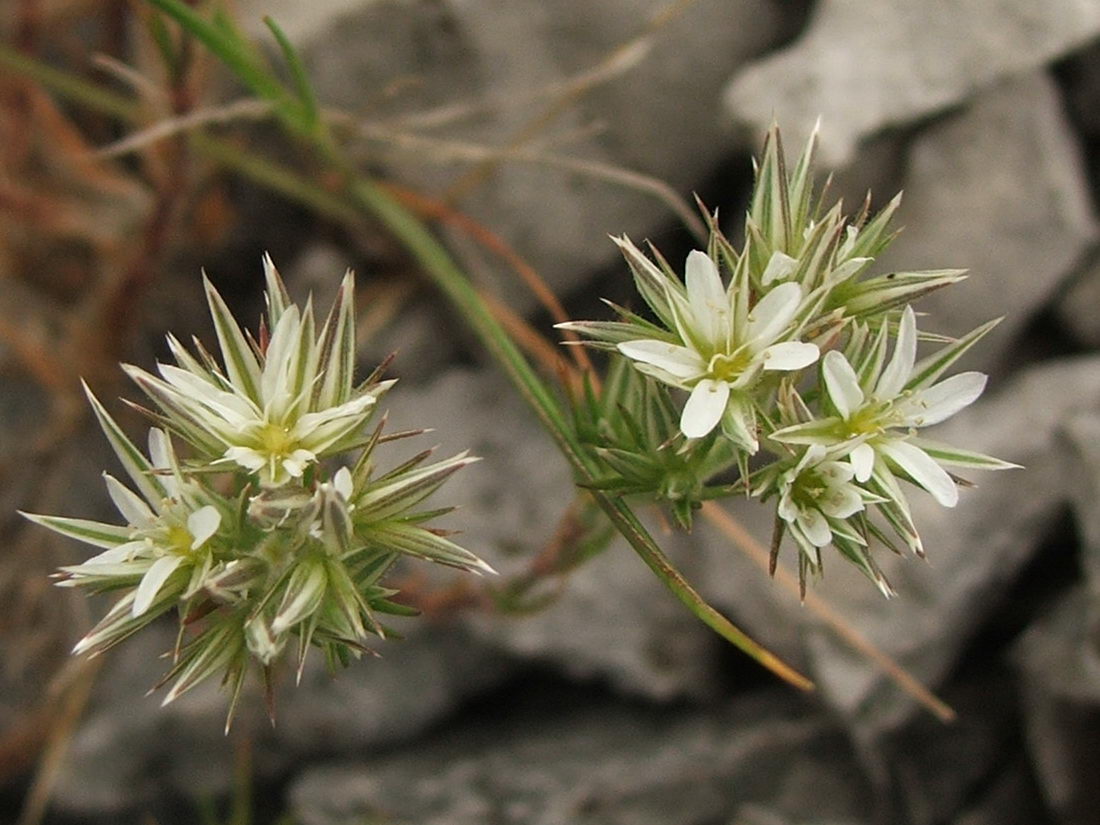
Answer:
[166,525,195,555]
[845,401,894,436]
[707,350,752,382]
[791,469,827,510]
[258,422,296,456]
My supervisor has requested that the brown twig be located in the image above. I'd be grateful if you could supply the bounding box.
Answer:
[442,0,703,202]
[379,181,597,377]
[700,501,956,722]
[15,657,104,825]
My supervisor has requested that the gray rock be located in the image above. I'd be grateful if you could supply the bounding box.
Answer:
[723,0,1100,165]
[50,620,511,816]
[880,667,1024,825]
[49,625,246,815]
[1053,253,1100,350]
[272,621,513,755]
[465,531,721,701]
[876,71,1095,376]
[951,761,1049,825]
[373,366,577,569]
[288,692,870,825]
[1061,412,1100,587]
[279,242,461,381]
[378,366,721,699]
[1014,591,1100,825]
[1012,416,1100,825]
[240,0,792,311]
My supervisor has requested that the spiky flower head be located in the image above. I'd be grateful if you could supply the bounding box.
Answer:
[124,255,391,487]
[23,258,492,728]
[560,122,1016,597]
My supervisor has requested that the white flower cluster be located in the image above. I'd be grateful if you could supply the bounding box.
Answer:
[560,124,1016,595]
[24,258,491,725]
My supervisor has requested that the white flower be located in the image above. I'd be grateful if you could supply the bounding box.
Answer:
[125,257,393,487]
[773,306,995,508]
[26,422,224,623]
[777,445,866,562]
[616,250,819,445]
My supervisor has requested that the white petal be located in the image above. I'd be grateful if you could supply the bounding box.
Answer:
[104,474,156,526]
[333,466,354,500]
[898,372,987,427]
[876,305,916,399]
[721,393,759,453]
[617,340,705,381]
[148,428,171,471]
[818,460,855,485]
[850,443,875,482]
[760,251,798,285]
[187,505,221,550]
[777,490,799,522]
[759,341,819,372]
[663,284,702,351]
[295,395,377,455]
[158,364,258,425]
[746,282,803,348]
[798,507,832,548]
[879,439,958,507]
[281,450,316,479]
[85,540,148,566]
[820,484,864,519]
[294,391,376,433]
[822,350,864,419]
[684,250,729,349]
[680,379,730,439]
[224,446,267,472]
[148,429,180,499]
[827,256,870,284]
[802,444,827,467]
[132,555,183,617]
[261,305,302,418]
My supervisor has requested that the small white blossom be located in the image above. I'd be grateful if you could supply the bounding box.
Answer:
[125,258,392,487]
[615,250,819,444]
[25,422,225,629]
[773,306,995,508]
[777,445,866,560]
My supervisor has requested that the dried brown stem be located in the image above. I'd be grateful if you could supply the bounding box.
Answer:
[700,501,957,723]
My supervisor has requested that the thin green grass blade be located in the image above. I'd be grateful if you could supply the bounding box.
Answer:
[145,0,287,107]
[263,16,321,132]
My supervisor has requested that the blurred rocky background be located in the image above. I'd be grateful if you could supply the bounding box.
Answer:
[2,1,1100,823]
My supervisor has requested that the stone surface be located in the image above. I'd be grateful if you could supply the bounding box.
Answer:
[1010,414,1100,825]
[952,761,1049,825]
[50,620,511,816]
[372,366,577,567]
[240,0,793,311]
[280,241,462,381]
[465,532,722,701]
[378,366,722,700]
[723,0,1100,165]
[875,71,1095,376]
[1014,589,1100,825]
[1052,252,1100,349]
[288,691,870,825]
